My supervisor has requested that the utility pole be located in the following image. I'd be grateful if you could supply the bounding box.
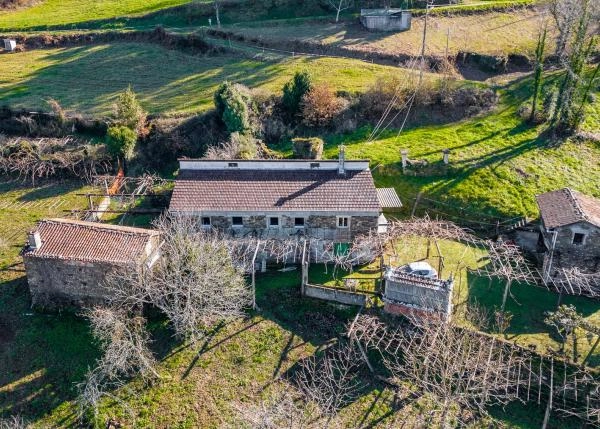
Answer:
[419,0,433,84]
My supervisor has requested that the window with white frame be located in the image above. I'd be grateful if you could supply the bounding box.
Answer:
[269,217,279,227]
[201,216,211,228]
[337,216,350,228]
[294,217,305,228]
[232,216,243,227]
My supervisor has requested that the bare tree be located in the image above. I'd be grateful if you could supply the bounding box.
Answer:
[0,416,29,429]
[214,0,221,27]
[293,342,363,422]
[326,0,353,22]
[378,315,526,427]
[233,387,322,429]
[77,307,157,422]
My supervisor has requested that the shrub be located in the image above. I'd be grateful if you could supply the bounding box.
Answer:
[205,132,259,159]
[214,82,254,134]
[106,126,137,160]
[282,71,312,115]
[301,84,345,127]
[292,137,324,159]
[114,86,147,132]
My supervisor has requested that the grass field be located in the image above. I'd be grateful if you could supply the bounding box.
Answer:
[0,0,194,32]
[0,42,422,116]
[223,9,554,58]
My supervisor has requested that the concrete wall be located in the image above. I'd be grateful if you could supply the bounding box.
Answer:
[542,222,600,273]
[304,284,367,306]
[24,257,125,310]
[360,11,411,32]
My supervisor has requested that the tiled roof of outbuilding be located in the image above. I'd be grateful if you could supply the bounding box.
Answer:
[536,188,600,229]
[169,169,381,213]
[24,218,158,264]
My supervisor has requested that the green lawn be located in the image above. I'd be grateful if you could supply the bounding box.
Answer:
[0,42,420,116]
[318,75,600,220]
[0,0,194,32]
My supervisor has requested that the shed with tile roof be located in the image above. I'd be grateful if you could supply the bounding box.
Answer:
[23,219,160,310]
[535,188,600,280]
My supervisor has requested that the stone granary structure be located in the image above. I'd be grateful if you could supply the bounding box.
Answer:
[23,219,160,309]
[169,153,401,246]
[536,188,600,280]
[382,266,454,320]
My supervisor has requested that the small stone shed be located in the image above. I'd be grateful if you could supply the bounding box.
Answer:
[23,219,160,309]
[383,266,454,320]
[360,9,412,32]
[536,188,600,280]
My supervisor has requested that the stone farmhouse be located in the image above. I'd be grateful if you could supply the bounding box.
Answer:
[168,154,402,247]
[536,188,600,280]
[23,219,160,309]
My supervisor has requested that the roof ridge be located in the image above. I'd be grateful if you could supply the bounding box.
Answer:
[564,188,589,222]
[42,218,158,236]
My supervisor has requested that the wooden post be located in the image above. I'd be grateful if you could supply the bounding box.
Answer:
[411,192,422,217]
[251,241,260,310]
[582,335,600,365]
[541,358,554,429]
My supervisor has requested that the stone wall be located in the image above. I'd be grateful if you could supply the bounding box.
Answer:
[204,213,379,241]
[543,222,600,273]
[23,257,127,310]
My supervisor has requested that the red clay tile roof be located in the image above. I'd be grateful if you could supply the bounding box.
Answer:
[536,188,600,229]
[24,218,158,264]
[169,169,381,213]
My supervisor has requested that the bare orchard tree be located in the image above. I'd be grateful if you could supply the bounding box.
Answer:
[111,215,253,343]
[77,307,158,422]
[0,416,29,429]
[380,315,526,427]
[214,0,221,27]
[293,342,363,423]
[327,0,353,22]
[233,386,322,429]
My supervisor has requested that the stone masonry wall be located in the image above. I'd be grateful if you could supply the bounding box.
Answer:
[544,222,600,272]
[23,257,126,310]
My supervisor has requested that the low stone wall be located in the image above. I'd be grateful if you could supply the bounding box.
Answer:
[304,284,367,306]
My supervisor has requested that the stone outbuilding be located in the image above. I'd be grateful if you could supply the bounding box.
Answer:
[169,152,401,246]
[360,8,412,32]
[382,264,454,320]
[23,219,160,310]
[536,188,600,281]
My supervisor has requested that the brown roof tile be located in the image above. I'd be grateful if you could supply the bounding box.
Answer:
[169,169,381,213]
[536,188,600,229]
[24,218,158,264]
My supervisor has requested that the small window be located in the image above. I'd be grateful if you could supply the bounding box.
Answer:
[228,162,238,168]
[201,217,211,227]
[232,216,243,227]
[294,217,305,227]
[269,217,279,227]
[337,216,350,228]
[573,233,585,245]
[310,162,320,169]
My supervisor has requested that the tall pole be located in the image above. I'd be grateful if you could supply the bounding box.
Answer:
[419,1,432,84]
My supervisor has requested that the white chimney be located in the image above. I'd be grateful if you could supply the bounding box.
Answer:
[338,145,346,175]
[28,231,42,250]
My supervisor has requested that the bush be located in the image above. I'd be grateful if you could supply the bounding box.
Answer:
[301,84,345,127]
[106,126,137,160]
[114,86,147,132]
[214,82,255,134]
[205,132,259,159]
[292,137,324,159]
[282,71,312,115]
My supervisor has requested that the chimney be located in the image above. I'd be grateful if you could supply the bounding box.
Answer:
[28,231,42,250]
[338,145,346,175]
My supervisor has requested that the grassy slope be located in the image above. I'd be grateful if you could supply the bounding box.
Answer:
[0,0,194,31]
[0,43,418,116]
[222,9,552,58]
[317,75,600,219]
